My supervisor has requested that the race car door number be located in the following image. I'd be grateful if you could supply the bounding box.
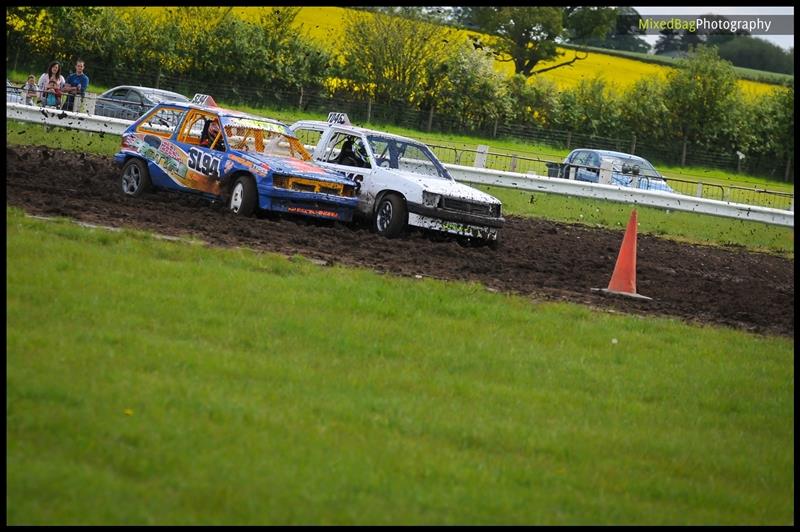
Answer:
[188,148,221,178]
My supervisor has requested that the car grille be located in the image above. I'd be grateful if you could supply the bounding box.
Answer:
[441,197,499,217]
[272,174,355,197]
[292,182,317,192]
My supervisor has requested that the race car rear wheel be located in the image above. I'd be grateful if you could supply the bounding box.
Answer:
[374,193,407,238]
[121,158,152,197]
[229,176,257,216]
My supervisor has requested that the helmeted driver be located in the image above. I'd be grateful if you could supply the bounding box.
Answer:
[201,118,225,151]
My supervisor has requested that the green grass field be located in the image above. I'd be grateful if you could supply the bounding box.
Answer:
[5,121,794,257]
[6,208,794,525]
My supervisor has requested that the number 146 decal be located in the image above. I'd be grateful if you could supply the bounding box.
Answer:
[188,148,221,178]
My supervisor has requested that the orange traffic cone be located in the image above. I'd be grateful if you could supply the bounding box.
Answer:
[592,209,652,301]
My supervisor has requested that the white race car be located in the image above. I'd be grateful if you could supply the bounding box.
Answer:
[289,114,504,246]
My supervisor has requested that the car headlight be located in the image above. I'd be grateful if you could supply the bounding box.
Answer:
[422,191,440,208]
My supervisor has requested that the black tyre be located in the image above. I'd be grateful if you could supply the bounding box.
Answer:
[121,158,152,197]
[374,193,407,238]
[229,175,258,216]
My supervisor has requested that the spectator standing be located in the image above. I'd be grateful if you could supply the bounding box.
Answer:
[62,59,89,112]
[37,61,65,105]
[43,80,62,108]
[22,75,38,106]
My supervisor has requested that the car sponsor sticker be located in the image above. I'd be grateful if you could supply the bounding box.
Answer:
[287,207,338,218]
[227,153,269,176]
[282,158,328,175]
[225,117,285,134]
[227,154,252,166]
[158,140,182,160]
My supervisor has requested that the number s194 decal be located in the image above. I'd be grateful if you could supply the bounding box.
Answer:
[188,147,221,178]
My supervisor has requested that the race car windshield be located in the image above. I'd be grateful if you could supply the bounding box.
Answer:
[366,135,451,180]
[221,117,312,161]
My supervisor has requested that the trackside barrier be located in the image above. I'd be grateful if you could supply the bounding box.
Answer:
[445,163,794,228]
[427,143,793,211]
[6,102,794,228]
[6,102,131,135]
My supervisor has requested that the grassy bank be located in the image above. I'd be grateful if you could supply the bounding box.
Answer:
[6,208,794,524]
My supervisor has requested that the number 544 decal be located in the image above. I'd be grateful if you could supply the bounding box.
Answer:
[188,147,221,178]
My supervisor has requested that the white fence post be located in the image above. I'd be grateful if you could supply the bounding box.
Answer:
[474,145,488,169]
[599,159,613,184]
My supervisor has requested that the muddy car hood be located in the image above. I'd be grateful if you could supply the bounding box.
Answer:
[382,169,501,205]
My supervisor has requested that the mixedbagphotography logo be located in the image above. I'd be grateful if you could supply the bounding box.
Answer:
[633,14,793,35]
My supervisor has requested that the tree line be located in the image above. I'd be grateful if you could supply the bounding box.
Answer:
[6,6,794,181]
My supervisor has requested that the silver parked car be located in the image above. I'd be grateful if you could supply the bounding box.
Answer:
[557,149,675,193]
[6,78,24,104]
[94,85,189,121]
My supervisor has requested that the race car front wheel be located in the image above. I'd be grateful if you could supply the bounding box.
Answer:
[229,176,257,216]
[374,193,407,238]
[121,158,152,197]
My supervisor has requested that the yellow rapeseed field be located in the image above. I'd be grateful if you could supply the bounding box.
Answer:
[284,7,780,97]
[135,6,779,97]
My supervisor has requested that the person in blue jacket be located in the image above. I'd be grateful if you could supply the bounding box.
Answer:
[62,59,89,112]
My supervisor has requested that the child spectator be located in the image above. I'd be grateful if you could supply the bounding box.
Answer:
[22,75,38,106]
[43,80,62,108]
[37,61,65,105]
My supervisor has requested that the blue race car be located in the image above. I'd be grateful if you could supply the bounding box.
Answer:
[113,94,359,221]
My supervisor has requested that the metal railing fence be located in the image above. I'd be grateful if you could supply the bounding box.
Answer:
[424,142,794,211]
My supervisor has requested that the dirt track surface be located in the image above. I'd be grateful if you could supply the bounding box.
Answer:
[6,145,795,336]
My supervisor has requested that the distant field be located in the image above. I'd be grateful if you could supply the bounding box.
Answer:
[7,209,794,524]
[292,8,783,97]
[121,6,784,97]
[558,43,794,87]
